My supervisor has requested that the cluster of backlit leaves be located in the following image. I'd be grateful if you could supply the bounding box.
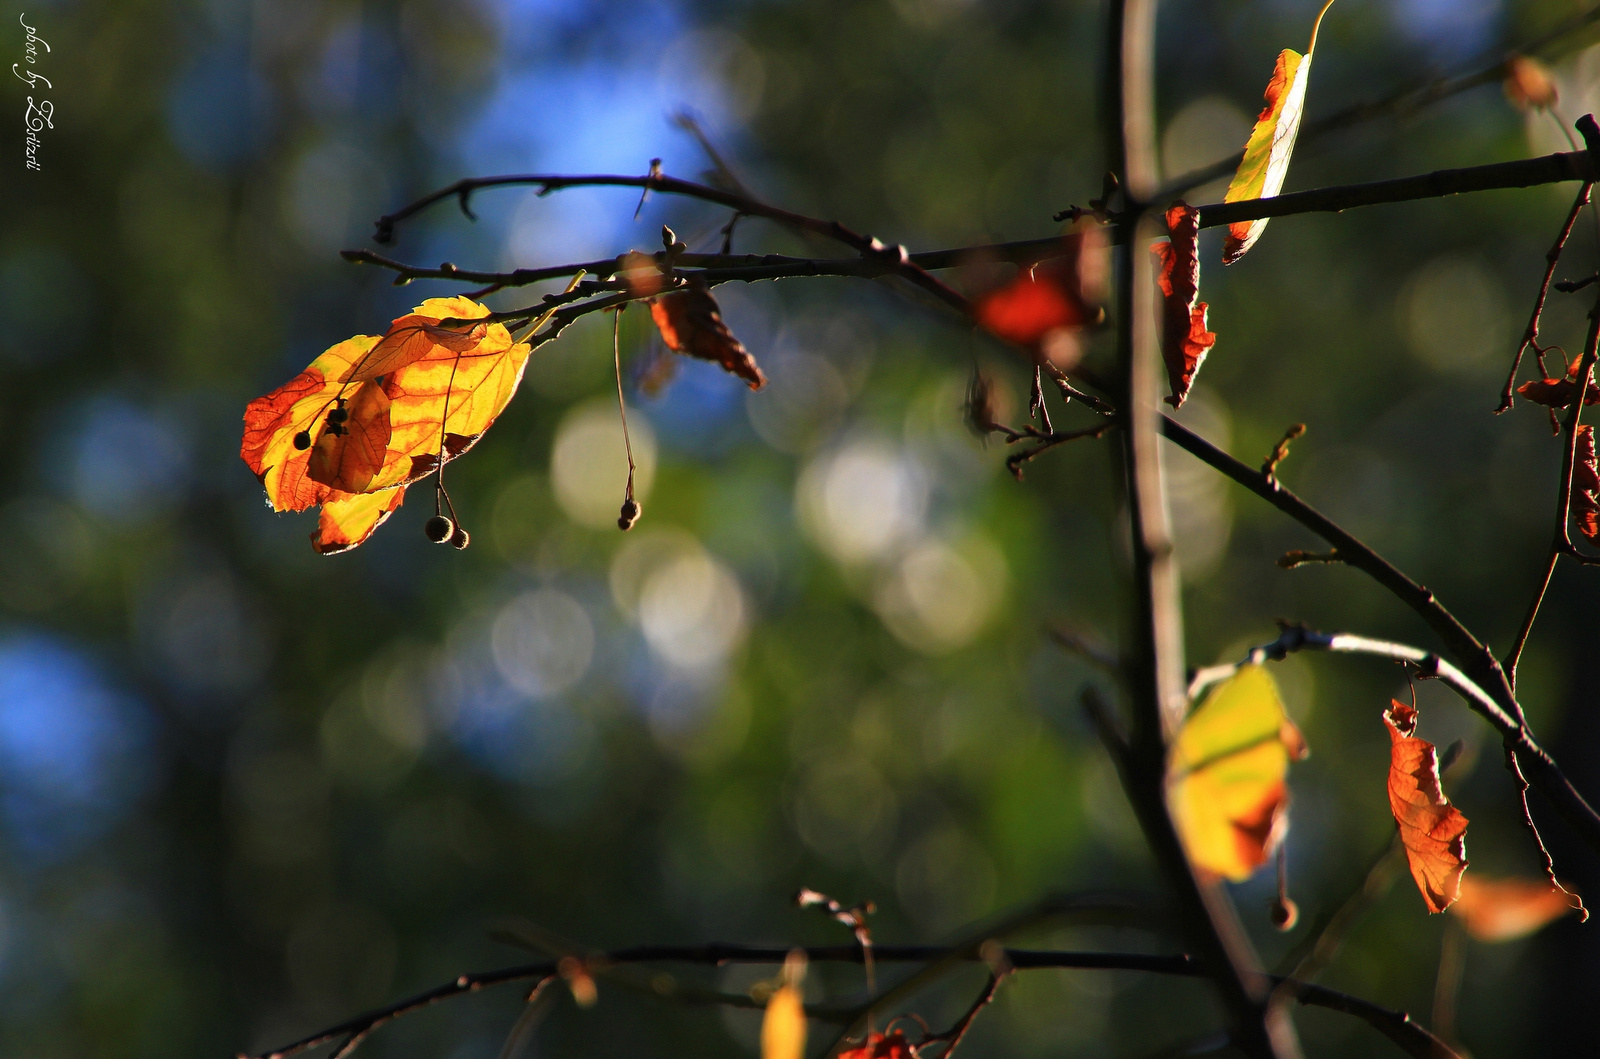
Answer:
[242,262,764,552]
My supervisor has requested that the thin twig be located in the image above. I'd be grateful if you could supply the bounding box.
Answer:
[1505,747,1589,919]
[1497,179,1592,412]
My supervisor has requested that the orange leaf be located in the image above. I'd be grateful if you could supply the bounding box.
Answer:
[307,380,392,493]
[839,1031,915,1059]
[649,279,766,390]
[1221,0,1336,264]
[1516,355,1600,409]
[1384,700,1469,913]
[761,952,807,1059]
[312,486,406,555]
[1450,874,1581,941]
[1504,55,1558,111]
[241,335,382,513]
[1151,202,1217,409]
[1577,425,1600,542]
[340,296,495,383]
[975,227,1105,359]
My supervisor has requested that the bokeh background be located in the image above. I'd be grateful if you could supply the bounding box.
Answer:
[5,0,1600,1055]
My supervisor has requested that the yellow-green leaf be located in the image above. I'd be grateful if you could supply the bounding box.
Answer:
[1168,664,1308,881]
[1221,0,1336,265]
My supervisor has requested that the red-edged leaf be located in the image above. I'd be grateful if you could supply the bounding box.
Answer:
[307,380,393,493]
[1576,425,1600,542]
[1385,700,1469,912]
[1151,202,1217,408]
[341,296,494,383]
[650,279,766,390]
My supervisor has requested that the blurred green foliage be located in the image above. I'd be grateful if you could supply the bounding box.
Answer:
[4,0,1600,1057]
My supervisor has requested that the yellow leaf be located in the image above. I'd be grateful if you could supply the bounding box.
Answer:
[761,952,807,1059]
[1169,664,1307,881]
[1221,0,1337,265]
[312,486,406,555]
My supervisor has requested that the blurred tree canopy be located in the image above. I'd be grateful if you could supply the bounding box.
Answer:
[5,0,1600,1056]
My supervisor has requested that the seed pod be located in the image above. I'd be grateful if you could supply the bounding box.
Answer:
[1269,897,1299,932]
[618,497,641,531]
[449,525,470,550]
[424,514,455,543]
[293,431,312,450]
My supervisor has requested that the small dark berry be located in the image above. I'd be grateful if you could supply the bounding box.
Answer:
[617,498,641,531]
[449,526,470,550]
[328,407,349,424]
[1269,898,1299,932]
[293,431,311,450]
[424,515,455,543]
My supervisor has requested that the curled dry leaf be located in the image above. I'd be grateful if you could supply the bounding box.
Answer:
[1449,874,1582,941]
[1222,0,1337,264]
[1503,55,1558,111]
[839,1031,915,1059]
[1150,202,1217,408]
[1384,701,1469,913]
[1168,664,1308,882]
[649,278,767,390]
[1577,424,1600,542]
[241,296,535,553]
[975,225,1106,368]
[1517,355,1600,409]
[760,952,807,1059]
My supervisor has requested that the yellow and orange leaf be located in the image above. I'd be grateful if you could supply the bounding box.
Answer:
[340,296,494,383]
[1449,874,1582,941]
[241,335,382,513]
[1384,700,1469,912]
[1150,202,1216,408]
[312,486,406,555]
[308,380,392,494]
[1221,0,1337,265]
[650,279,767,390]
[1169,665,1307,882]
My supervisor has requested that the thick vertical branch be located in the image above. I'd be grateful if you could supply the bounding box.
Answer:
[1106,0,1296,1055]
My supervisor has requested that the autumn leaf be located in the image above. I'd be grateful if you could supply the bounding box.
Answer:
[649,278,767,390]
[241,335,383,513]
[1449,875,1581,941]
[313,486,406,555]
[1576,425,1600,542]
[838,1031,915,1059]
[307,379,392,494]
[340,295,494,384]
[1150,202,1216,408]
[761,952,807,1059]
[1384,700,1469,913]
[1169,664,1308,882]
[1504,55,1558,111]
[1221,0,1338,265]
[975,226,1106,368]
[1516,354,1600,409]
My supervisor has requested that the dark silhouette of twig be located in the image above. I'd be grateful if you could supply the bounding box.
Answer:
[1498,179,1592,412]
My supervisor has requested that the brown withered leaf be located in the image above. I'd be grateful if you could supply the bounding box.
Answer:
[649,278,767,390]
[1385,700,1469,912]
[1515,355,1600,409]
[1151,202,1217,409]
[1577,424,1600,542]
[1450,874,1582,941]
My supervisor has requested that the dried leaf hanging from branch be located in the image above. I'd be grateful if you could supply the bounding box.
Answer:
[649,278,767,390]
[1449,874,1581,941]
[975,226,1106,368]
[1384,700,1469,912]
[1150,202,1216,408]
